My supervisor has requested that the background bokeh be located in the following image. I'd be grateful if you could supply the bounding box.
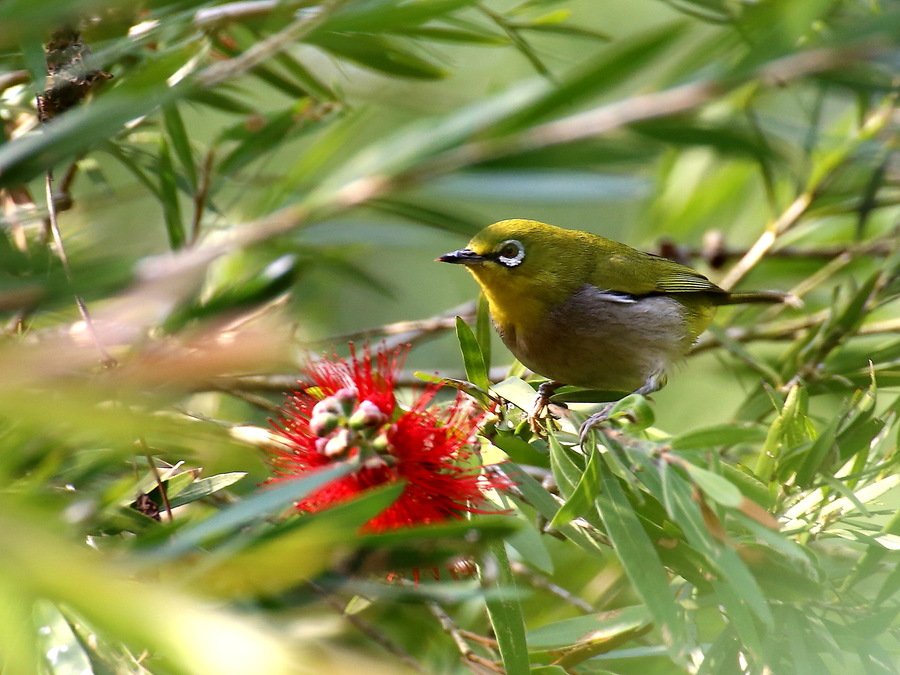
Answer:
[0,0,898,673]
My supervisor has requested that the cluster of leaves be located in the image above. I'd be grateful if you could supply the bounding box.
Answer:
[0,0,897,673]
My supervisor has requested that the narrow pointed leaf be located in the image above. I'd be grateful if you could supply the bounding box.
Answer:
[483,539,530,673]
[595,460,689,657]
[455,316,490,394]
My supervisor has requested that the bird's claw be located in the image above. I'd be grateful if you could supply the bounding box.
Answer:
[528,381,562,436]
[578,403,614,445]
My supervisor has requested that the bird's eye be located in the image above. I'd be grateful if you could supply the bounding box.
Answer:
[497,240,525,267]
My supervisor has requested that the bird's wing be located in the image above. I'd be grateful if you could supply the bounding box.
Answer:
[654,268,726,294]
[592,250,727,296]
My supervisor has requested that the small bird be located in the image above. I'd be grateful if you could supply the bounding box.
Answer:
[438,219,790,441]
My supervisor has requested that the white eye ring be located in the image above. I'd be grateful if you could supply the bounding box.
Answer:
[497,240,525,267]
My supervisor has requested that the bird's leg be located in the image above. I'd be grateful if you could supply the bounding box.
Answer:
[578,403,615,445]
[578,372,666,445]
[529,381,563,434]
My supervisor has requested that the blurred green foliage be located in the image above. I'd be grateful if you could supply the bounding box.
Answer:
[0,0,898,673]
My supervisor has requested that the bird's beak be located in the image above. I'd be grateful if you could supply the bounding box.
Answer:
[436,248,485,265]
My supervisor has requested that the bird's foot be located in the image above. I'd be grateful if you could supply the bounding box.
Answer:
[578,403,615,445]
[528,381,563,436]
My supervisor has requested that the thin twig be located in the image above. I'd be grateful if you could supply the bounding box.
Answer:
[189,148,215,245]
[195,5,340,89]
[308,582,427,673]
[425,45,882,184]
[0,70,29,93]
[307,301,476,349]
[193,0,308,27]
[509,560,595,613]
[45,169,117,367]
[718,192,813,291]
[456,630,499,649]
[211,382,283,412]
[426,602,503,674]
[57,159,81,210]
[134,43,885,285]
[693,313,900,354]
[139,438,174,522]
[718,98,896,291]
[669,240,897,268]
[45,170,71,273]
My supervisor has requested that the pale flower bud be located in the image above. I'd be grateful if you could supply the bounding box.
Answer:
[324,428,354,457]
[309,412,340,438]
[371,431,390,453]
[349,399,387,430]
[311,397,342,418]
[333,387,358,415]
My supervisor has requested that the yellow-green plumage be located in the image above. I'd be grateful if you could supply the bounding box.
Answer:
[439,219,785,398]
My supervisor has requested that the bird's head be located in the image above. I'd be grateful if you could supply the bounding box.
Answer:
[438,219,599,322]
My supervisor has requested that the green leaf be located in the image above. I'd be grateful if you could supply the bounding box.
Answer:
[455,316,490,394]
[475,293,493,372]
[547,433,586,499]
[755,383,813,481]
[549,387,625,404]
[493,23,684,133]
[513,21,612,42]
[271,49,338,101]
[299,77,546,212]
[526,605,650,649]
[794,414,841,488]
[696,628,742,675]
[505,514,554,575]
[670,423,768,450]
[392,25,507,45]
[681,463,743,508]
[194,485,404,597]
[166,473,247,509]
[550,442,601,528]
[158,135,185,250]
[0,507,298,675]
[413,373,491,401]
[492,376,541,411]
[0,59,184,185]
[315,0,478,33]
[719,463,774,509]
[479,5,552,77]
[187,89,253,114]
[489,431,547,466]
[367,197,484,235]
[308,33,447,80]
[218,103,332,177]
[631,118,775,160]
[220,28,312,99]
[162,104,197,190]
[18,35,45,95]
[502,463,607,558]
[145,464,354,560]
[475,137,659,170]
[104,145,161,198]
[707,324,782,385]
[661,471,773,631]
[595,459,689,658]
[501,464,564,524]
[482,539,530,674]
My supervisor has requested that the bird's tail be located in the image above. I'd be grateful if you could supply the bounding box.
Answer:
[717,290,801,307]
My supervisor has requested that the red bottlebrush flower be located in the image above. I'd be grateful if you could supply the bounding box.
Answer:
[267,344,505,533]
